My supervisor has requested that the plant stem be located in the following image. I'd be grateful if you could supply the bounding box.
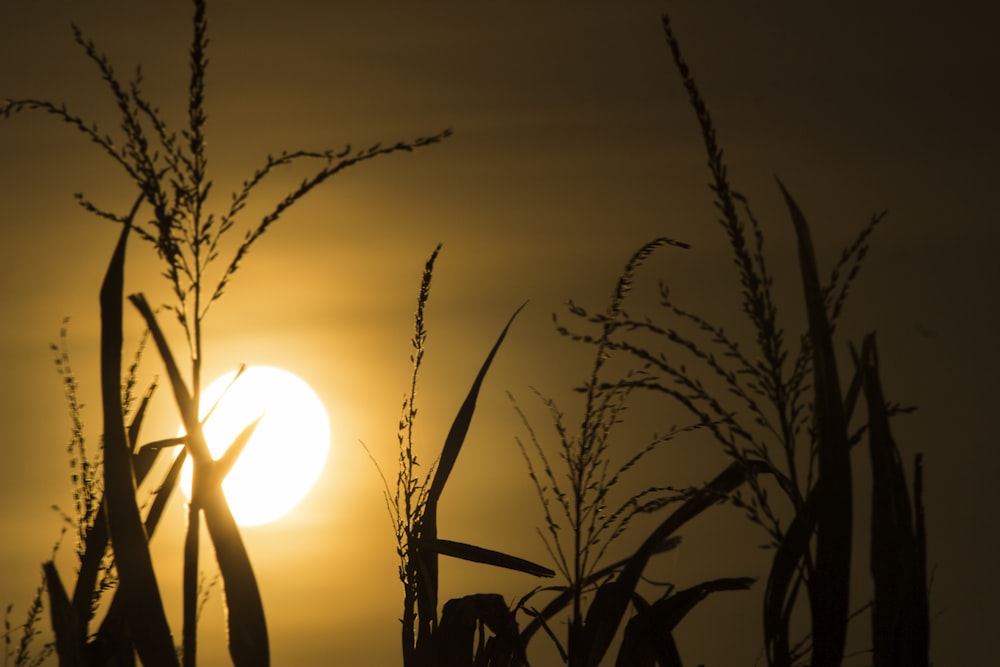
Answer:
[183,510,199,667]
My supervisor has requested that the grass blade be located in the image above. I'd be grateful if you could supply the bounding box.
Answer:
[579,579,632,667]
[618,578,755,667]
[860,335,907,665]
[100,204,178,667]
[412,302,526,660]
[145,448,188,543]
[519,537,682,646]
[412,538,555,578]
[579,460,769,666]
[215,415,264,482]
[89,445,189,663]
[71,381,161,632]
[654,577,755,631]
[128,294,208,463]
[129,295,269,667]
[425,301,527,508]
[199,484,269,666]
[616,593,674,667]
[130,382,163,484]
[43,561,84,666]
[777,178,851,667]
[437,594,525,667]
[69,501,109,631]
[763,500,815,667]
[859,335,929,667]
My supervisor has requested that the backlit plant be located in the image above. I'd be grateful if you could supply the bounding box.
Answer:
[1,1,447,664]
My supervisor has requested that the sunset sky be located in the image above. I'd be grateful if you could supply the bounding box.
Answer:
[1,1,998,665]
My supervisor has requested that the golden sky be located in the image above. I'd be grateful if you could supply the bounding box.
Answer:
[1,1,998,665]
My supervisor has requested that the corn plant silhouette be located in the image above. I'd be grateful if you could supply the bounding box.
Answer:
[367,245,555,667]
[509,238,761,667]
[1,1,448,664]
[550,13,929,666]
[1,4,932,666]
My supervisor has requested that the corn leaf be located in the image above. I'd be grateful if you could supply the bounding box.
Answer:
[145,448,189,539]
[438,594,525,667]
[580,579,632,667]
[88,597,134,667]
[579,460,769,667]
[100,207,179,667]
[130,383,164,485]
[520,536,682,646]
[129,294,269,667]
[86,440,188,662]
[412,302,526,659]
[859,335,929,667]
[128,294,208,463]
[412,537,554,578]
[616,594,672,667]
[128,381,157,454]
[763,496,815,667]
[70,504,110,631]
[618,578,755,667]
[778,178,851,667]
[860,335,908,664]
[71,381,162,631]
[657,577,755,631]
[90,435,188,653]
[215,415,264,482]
[44,561,85,666]
[424,301,527,509]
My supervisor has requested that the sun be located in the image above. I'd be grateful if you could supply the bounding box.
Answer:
[178,366,330,527]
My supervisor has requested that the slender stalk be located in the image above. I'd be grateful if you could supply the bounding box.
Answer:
[184,197,204,667]
[570,471,583,666]
[182,510,199,667]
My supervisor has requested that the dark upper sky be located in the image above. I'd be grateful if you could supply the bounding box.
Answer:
[1,1,997,664]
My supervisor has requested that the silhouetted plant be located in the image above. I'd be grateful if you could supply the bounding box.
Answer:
[1,4,932,666]
[366,246,554,667]
[509,237,765,666]
[551,13,929,667]
[2,0,448,664]
[3,545,58,667]
[46,321,131,643]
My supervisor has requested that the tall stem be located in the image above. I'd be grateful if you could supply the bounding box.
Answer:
[182,507,200,667]
[569,459,584,666]
[183,201,205,665]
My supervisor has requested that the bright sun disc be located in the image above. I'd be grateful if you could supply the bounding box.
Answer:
[178,366,330,526]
